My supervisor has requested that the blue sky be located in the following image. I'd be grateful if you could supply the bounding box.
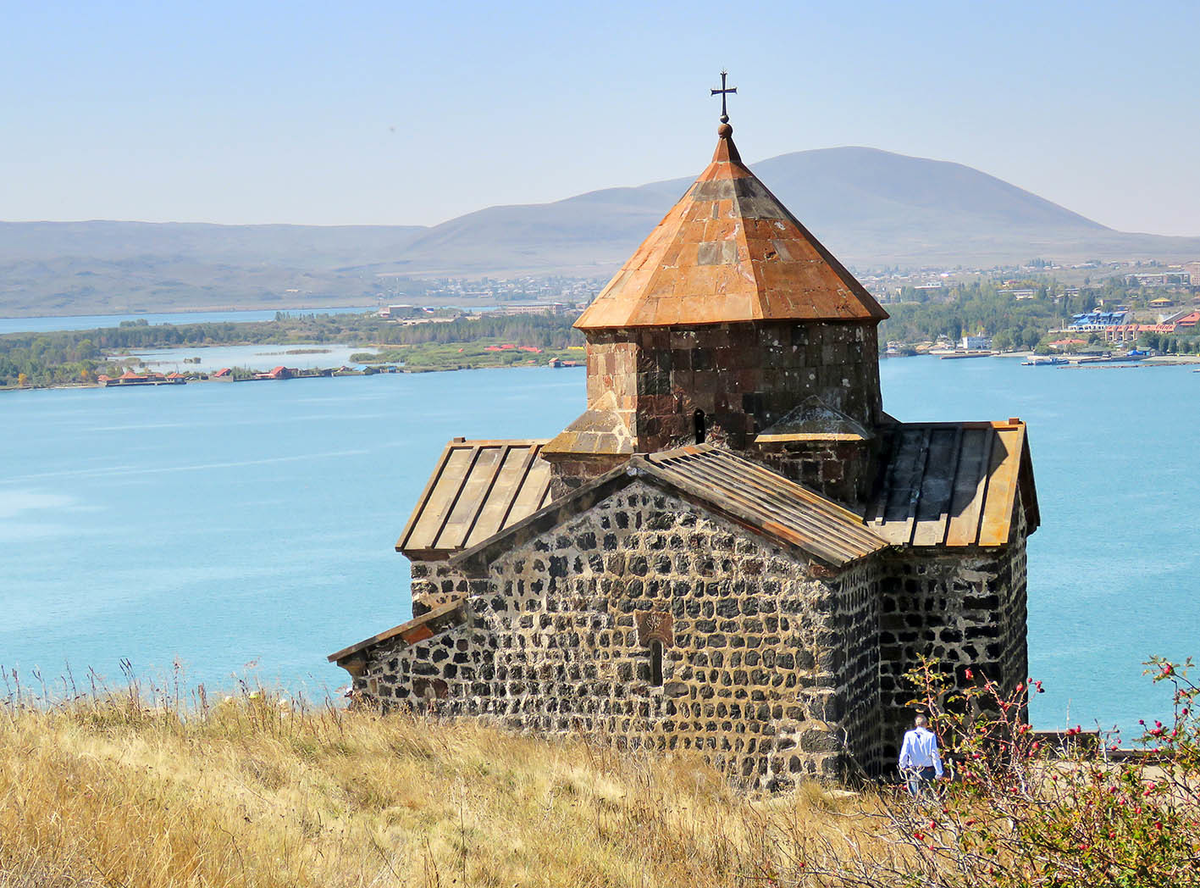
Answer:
[2,0,1197,235]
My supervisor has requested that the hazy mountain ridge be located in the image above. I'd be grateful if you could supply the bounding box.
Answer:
[3,147,1198,317]
[0,221,428,265]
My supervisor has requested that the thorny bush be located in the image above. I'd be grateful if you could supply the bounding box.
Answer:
[804,656,1200,888]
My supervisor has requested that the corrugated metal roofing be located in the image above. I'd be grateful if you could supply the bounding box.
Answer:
[575,126,888,330]
[396,439,553,557]
[864,421,1038,548]
[642,446,889,567]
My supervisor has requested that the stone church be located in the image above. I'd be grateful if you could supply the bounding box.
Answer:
[330,117,1039,785]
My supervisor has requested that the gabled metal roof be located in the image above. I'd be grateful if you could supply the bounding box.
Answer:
[449,444,888,571]
[396,439,553,558]
[753,396,875,444]
[641,447,889,567]
[865,420,1039,548]
[575,125,888,331]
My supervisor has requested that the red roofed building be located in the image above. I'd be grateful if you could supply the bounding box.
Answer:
[1106,323,1177,344]
[1174,311,1200,329]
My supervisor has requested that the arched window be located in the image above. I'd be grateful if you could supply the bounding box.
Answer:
[693,409,706,444]
[650,640,664,687]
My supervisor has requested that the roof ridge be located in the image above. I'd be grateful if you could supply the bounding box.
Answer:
[444,443,889,572]
[646,446,878,532]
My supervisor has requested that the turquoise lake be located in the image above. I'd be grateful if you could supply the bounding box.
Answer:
[2,358,1198,733]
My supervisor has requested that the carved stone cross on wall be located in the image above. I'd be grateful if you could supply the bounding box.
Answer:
[636,610,674,647]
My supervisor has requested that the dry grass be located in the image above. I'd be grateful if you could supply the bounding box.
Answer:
[0,683,917,888]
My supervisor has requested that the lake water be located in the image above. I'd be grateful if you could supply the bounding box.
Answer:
[0,306,374,335]
[2,358,1198,733]
[131,344,373,374]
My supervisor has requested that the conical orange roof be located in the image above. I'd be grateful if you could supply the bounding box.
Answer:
[576,125,888,330]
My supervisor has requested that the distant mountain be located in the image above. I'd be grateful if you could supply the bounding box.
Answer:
[3,147,1199,317]
[394,146,1200,274]
[0,222,427,317]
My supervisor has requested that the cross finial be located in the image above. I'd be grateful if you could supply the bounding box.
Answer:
[710,70,737,124]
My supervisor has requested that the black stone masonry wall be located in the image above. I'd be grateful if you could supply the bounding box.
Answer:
[360,492,1030,786]
[357,481,884,788]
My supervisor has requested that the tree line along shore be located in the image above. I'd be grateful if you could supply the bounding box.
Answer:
[4,275,1199,390]
[0,311,586,389]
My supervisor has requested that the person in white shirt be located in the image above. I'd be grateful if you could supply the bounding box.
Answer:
[898,714,944,798]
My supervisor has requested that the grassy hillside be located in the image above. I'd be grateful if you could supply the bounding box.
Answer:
[0,688,898,888]
[3,663,1199,887]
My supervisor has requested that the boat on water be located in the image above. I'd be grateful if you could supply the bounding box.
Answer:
[1075,353,1148,365]
[1022,357,1068,367]
[939,351,995,360]
[98,370,188,386]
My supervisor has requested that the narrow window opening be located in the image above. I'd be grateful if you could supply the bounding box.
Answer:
[693,409,706,444]
[650,640,664,687]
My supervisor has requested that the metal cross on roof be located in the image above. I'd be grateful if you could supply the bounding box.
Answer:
[710,70,737,124]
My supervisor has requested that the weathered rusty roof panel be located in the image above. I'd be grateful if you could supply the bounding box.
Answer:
[396,439,553,557]
[643,446,889,567]
[575,127,888,331]
[445,444,889,574]
[867,421,1038,548]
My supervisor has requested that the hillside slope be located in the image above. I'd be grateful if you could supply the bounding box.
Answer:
[0,222,428,317]
[398,146,1200,273]
[399,146,1121,273]
[4,147,1199,316]
[0,691,891,888]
